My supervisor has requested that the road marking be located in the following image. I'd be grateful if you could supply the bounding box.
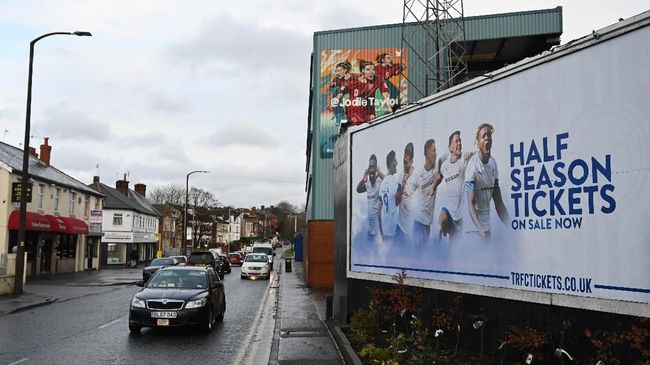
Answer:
[98,317,123,329]
[233,272,277,365]
[8,358,29,365]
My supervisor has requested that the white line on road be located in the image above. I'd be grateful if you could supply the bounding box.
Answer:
[7,358,29,365]
[233,271,278,365]
[98,317,124,329]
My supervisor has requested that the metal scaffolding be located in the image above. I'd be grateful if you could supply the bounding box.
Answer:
[401,0,468,100]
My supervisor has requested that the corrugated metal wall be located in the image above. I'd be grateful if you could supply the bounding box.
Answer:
[307,7,562,220]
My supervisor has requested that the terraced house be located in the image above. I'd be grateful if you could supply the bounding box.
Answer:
[0,139,104,295]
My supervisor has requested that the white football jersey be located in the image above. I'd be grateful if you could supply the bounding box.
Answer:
[364,177,382,235]
[379,174,400,236]
[437,157,470,221]
[411,165,438,225]
[464,154,499,231]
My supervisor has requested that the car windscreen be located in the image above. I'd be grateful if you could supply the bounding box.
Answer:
[245,254,269,263]
[146,270,207,289]
[188,253,214,264]
[252,247,272,255]
[150,258,174,266]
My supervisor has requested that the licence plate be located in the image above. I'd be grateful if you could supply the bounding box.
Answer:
[156,319,170,326]
[151,311,177,318]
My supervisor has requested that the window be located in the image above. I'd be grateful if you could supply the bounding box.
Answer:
[54,188,60,211]
[69,192,76,214]
[94,197,100,210]
[56,235,77,259]
[37,184,44,210]
[113,213,123,226]
[84,196,90,217]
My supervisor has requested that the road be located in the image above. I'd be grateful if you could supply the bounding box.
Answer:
[0,265,274,365]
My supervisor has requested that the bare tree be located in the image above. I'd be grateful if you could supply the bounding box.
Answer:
[188,187,220,248]
[148,183,185,205]
[272,201,298,239]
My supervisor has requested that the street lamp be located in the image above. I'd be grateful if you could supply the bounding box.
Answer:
[14,31,91,295]
[182,170,209,255]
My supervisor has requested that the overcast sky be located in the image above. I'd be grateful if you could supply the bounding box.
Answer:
[0,1,647,209]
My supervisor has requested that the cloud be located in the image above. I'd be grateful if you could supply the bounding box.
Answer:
[148,90,189,115]
[165,14,311,74]
[208,123,279,148]
[37,105,111,141]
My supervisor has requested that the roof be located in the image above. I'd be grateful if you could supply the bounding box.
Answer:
[0,141,102,197]
[314,7,562,38]
[88,180,160,216]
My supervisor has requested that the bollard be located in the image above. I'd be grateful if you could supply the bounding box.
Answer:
[285,258,292,272]
[326,295,333,320]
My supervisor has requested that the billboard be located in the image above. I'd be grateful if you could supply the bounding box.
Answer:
[319,48,408,158]
[349,24,650,306]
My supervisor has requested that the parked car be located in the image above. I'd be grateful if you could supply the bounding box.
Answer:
[142,257,179,282]
[252,242,275,269]
[228,253,243,266]
[128,266,226,334]
[240,253,271,280]
[169,255,187,266]
[187,251,224,278]
[218,254,231,273]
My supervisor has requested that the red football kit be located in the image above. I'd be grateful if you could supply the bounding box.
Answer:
[375,63,402,81]
[341,76,389,125]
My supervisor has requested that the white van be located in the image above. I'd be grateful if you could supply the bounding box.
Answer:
[251,242,275,267]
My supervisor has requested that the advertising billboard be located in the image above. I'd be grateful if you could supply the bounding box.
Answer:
[319,48,408,158]
[349,24,650,307]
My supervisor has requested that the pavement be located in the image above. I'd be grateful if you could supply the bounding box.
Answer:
[0,260,345,365]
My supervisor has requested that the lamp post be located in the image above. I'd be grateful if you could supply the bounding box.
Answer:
[14,31,91,295]
[182,170,209,256]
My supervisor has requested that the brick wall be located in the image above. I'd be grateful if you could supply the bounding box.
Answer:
[304,220,334,288]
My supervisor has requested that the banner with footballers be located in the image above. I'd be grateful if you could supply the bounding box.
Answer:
[348,29,650,306]
[318,48,408,159]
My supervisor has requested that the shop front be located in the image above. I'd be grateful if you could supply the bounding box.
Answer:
[7,211,89,277]
[101,231,156,268]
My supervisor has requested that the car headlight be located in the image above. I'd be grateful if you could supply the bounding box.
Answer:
[185,297,208,309]
[131,297,146,308]
[262,264,269,271]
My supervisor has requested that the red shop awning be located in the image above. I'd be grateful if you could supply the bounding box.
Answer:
[58,216,89,234]
[46,215,67,232]
[8,211,54,232]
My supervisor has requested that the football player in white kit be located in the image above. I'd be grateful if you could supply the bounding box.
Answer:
[410,139,443,246]
[436,131,474,241]
[378,151,400,244]
[464,123,509,240]
[395,143,415,244]
[357,154,383,243]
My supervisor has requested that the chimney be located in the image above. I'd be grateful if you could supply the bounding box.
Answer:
[29,147,38,158]
[116,175,129,196]
[134,183,146,197]
[93,176,100,184]
[39,137,52,166]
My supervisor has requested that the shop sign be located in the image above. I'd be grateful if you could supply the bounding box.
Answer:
[11,182,32,202]
[89,210,103,223]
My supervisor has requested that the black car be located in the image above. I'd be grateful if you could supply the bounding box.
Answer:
[142,257,179,282]
[218,254,231,274]
[187,251,225,278]
[129,266,226,334]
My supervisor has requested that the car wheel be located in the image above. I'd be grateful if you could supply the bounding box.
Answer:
[240,275,245,279]
[202,308,213,334]
[129,323,141,334]
[217,300,226,322]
